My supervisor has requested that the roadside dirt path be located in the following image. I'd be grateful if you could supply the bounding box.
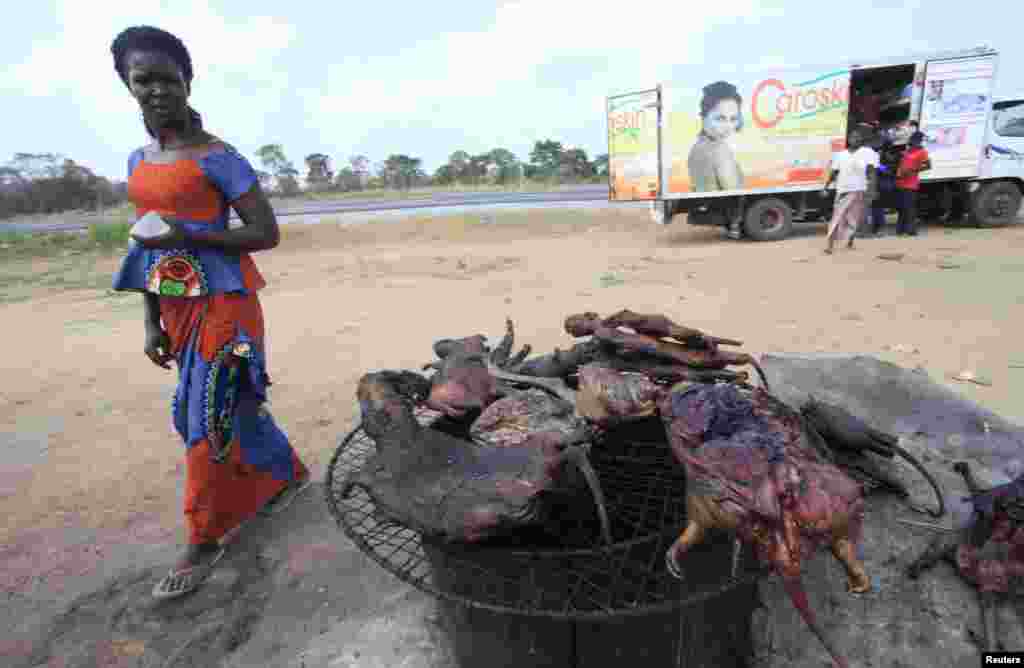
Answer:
[2,210,1021,666]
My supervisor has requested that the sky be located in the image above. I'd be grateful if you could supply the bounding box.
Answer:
[2,0,1020,182]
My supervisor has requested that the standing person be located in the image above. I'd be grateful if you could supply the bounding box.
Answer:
[861,124,891,236]
[899,120,920,146]
[870,135,899,235]
[109,26,311,599]
[894,131,932,236]
[822,126,879,254]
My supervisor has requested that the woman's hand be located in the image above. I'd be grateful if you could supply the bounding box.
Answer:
[135,221,187,250]
[144,323,174,369]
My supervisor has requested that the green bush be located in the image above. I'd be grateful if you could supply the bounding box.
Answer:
[0,223,130,258]
[88,222,131,248]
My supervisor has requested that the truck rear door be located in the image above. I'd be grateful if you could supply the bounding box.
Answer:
[607,88,661,201]
[919,52,998,180]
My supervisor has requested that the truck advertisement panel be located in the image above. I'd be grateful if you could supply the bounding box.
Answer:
[662,68,851,196]
[920,54,997,180]
[607,89,660,201]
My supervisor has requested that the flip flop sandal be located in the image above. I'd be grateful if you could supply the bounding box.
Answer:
[152,547,226,599]
[258,476,312,517]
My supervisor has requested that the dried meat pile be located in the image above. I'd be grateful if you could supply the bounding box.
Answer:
[339,309,941,668]
[340,309,763,547]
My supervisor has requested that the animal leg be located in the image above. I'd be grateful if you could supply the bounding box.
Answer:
[490,318,516,367]
[953,461,986,494]
[953,461,999,548]
[830,536,871,593]
[665,519,706,581]
[781,575,850,668]
[487,362,579,406]
[906,535,957,579]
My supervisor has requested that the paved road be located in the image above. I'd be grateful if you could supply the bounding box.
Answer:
[3,185,611,235]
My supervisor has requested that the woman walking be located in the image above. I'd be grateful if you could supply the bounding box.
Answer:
[109,26,310,599]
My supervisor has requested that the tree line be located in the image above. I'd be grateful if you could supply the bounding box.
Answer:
[256,140,608,196]
[0,140,609,219]
[0,153,127,219]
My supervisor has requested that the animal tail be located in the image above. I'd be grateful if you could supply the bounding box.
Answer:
[750,358,770,392]
[561,444,613,547]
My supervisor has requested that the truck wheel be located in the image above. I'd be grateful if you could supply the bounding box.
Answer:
[743,198,794,241]
[970,181,1022,228]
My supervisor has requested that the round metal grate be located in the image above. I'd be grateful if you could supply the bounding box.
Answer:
[325,408,767,620]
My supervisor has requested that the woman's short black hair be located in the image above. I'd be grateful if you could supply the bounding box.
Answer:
[700,81,742,117]
[111,26,203,137]
[111,26,194,88]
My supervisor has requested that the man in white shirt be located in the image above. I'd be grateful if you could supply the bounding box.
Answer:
[822,125,879,254]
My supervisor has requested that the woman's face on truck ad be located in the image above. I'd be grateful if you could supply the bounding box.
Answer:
[703,99,740,141]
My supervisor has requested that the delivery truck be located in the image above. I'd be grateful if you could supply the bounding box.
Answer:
[606,46,1024,240]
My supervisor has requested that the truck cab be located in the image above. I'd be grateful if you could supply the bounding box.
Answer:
[971,96,1024,225]
[897,94,1024,227]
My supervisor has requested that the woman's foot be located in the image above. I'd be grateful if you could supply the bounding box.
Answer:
[153,541,225,599]
[174,541,223,570]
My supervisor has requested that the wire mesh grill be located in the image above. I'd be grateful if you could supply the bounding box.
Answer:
[325,408,766,620]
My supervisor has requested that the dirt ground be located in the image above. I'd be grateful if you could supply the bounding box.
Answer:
[1,208,1022,664]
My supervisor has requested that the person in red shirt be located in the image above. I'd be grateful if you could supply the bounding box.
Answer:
[895,131,931,236]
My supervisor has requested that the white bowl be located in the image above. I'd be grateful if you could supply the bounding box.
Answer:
[130,211,171,240]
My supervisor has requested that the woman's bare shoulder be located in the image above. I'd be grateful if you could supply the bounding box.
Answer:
[691,139,735,163]
[688,138,714,158]
[136,140,162,160]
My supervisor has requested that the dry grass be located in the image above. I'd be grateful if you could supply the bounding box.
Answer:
[0,223,132,303]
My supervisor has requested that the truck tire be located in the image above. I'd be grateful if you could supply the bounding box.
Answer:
[743,198,794,241]
[970,181,1022,228]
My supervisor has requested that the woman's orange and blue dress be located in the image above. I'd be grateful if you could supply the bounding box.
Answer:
[112,142,307,546]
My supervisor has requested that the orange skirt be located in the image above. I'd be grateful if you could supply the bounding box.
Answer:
[160,292,307,545]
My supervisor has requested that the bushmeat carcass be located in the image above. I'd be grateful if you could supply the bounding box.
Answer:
[342,369,613,544]
[659,381,869,668]
[907,461,1024,653]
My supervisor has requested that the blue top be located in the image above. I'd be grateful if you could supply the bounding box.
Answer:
[111,143,265,297]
